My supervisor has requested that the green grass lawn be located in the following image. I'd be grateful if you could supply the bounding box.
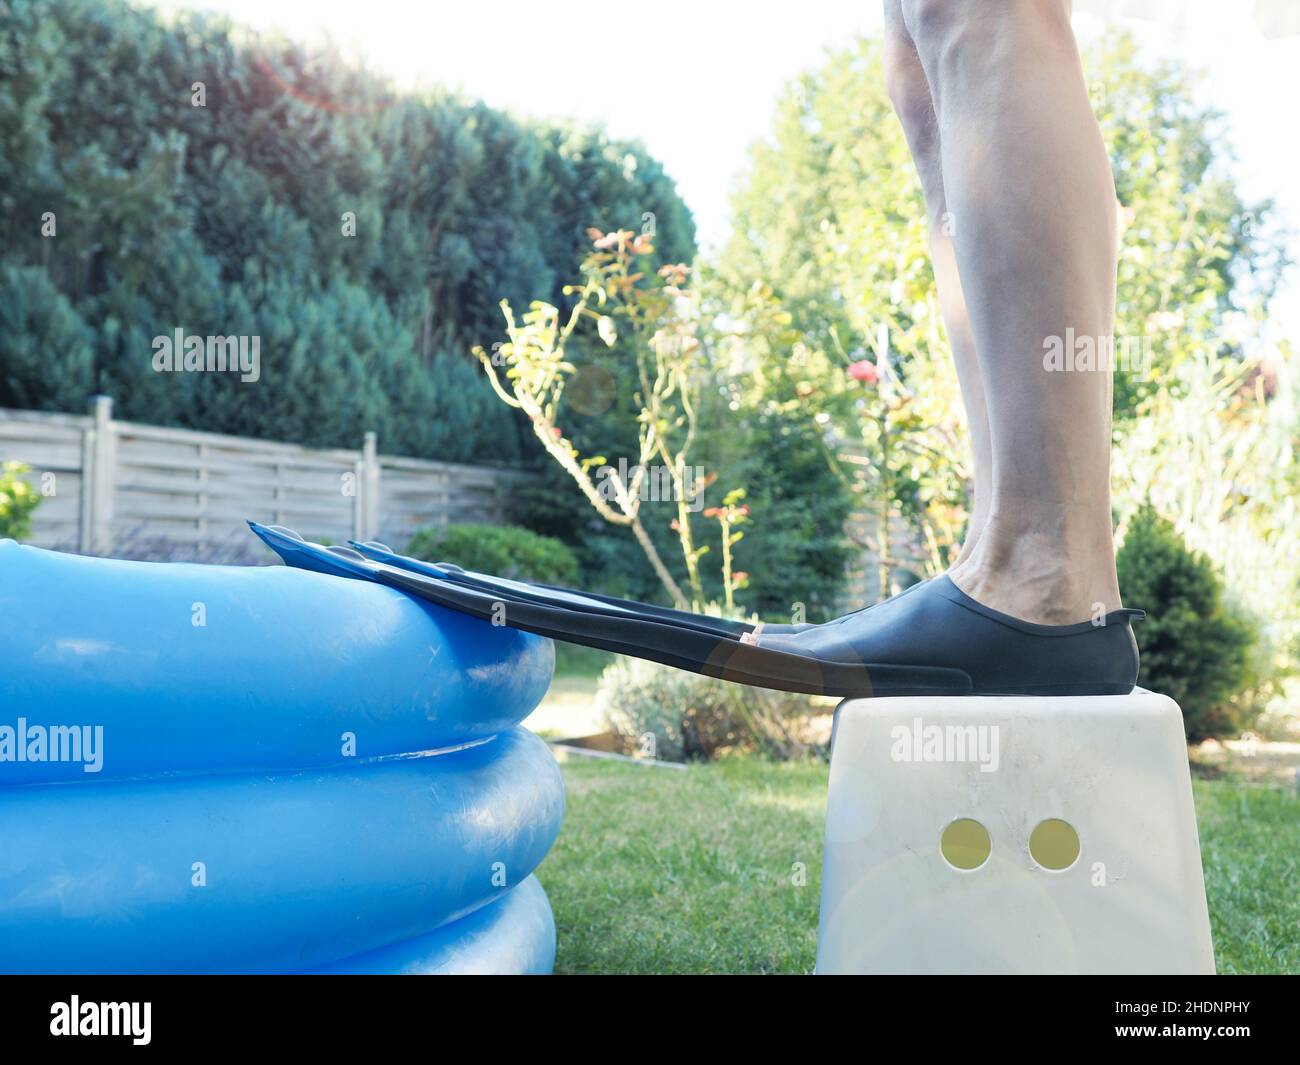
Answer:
[1195,781,1300,974]
[538,756,1299,974]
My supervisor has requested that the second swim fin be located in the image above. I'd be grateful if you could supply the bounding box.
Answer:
[344,538,816,638]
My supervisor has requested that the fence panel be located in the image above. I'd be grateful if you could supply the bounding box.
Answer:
[0,409,87,549]
[4,401,892,609]
[378,455,510,546]
[0,399,514,557]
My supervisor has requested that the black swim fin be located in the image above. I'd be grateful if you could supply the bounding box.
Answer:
[344,538,814,638]
[248,522,965,697]
[248,522,1144,698]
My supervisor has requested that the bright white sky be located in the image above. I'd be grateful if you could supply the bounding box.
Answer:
[153,0,1300,341]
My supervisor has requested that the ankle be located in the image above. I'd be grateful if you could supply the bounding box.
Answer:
[950,564,1119,625]
[949,513,1121,624]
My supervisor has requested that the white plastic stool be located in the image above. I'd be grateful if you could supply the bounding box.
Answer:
[816,688,1215,974]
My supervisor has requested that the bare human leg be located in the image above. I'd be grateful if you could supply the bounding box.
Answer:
[900,0,1123,623]
[881,0,992,569]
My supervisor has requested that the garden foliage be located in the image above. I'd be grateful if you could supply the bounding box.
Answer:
[0,0,694,463]
[405,523,579,586]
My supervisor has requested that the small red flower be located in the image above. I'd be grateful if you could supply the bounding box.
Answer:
[848,360,878,385]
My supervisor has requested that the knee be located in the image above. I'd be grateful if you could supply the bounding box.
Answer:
[900,0,965,46]
[901,0,1071,75]
[900,0,989,93]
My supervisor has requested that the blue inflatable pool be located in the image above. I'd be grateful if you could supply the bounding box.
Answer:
[0,542,563,974]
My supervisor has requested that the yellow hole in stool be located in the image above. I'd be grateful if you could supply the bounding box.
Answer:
[1029,818,1081,871]
[940,818,991,870]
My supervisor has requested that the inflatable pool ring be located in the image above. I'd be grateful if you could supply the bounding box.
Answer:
[0,727,562,973]
[0,541,563,974]
[307,874,556,975]
[0,541,554,784]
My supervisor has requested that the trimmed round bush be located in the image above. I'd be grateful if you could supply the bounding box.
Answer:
[597,655,819,762]
[406,523,579,586]
[1117,503,1257,741]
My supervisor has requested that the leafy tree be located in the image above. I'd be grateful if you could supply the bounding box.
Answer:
[0,0,695,468]
[0,264,95,410]
[1087,34,1290,414]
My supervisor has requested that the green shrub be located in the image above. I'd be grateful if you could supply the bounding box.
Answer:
[0,462,42,541]
[1117,503,1257,741]
[597,656,821,762]
[405,523,579,585]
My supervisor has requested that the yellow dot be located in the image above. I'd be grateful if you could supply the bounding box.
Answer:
[940,818,991,870]
[1029,818,1081,871]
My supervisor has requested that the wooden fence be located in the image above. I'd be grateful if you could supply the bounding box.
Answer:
[2,400,928,611]
[0,397,514,556]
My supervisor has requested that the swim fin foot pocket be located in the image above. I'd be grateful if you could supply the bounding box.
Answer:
[248,522,1143,699]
